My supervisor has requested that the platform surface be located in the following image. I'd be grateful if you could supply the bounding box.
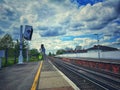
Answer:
[37,60,74,90]
[0,61,40,90]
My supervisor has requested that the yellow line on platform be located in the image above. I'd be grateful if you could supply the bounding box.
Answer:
[31,61,43,90]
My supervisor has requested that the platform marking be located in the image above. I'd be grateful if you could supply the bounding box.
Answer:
[31,61,43,90]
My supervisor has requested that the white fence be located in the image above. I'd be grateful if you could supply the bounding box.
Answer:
[57,51,120,60]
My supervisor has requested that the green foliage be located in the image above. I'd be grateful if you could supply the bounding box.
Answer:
[30,49,39,56]
[29,56,39,62]
[0,34,13,49]
[56,49,65,55]
[29,49,40,61]
[49,52,52,56]
[48,52,55,56]
[0,34,39,67]
[1,57,18,67]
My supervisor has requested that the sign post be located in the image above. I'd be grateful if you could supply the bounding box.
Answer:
[18,25,23,64]
[18,25,33,64]
[26,41,29,62]
[24,25,33,62]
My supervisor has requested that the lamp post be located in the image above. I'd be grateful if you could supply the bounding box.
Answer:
[85,39,88,49]
[94,34,100,59]
[74,41,77,57]
[26,41,29,62]
[18,25,23,64]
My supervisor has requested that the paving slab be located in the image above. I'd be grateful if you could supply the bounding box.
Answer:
[37,61,74,90]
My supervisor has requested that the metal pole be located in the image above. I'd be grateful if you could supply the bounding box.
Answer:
[14,39,17,64]
[26,48,28,62]
[18,25,23,64]
[94,34,100,59]
[0,58,1,69]
[97,35,100,59]
[26,41,29,62]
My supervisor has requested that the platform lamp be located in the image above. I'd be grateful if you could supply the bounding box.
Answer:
[94,34,100,59]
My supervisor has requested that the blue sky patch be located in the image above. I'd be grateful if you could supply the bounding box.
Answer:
[71,0,104,6]
[0,29,4,35]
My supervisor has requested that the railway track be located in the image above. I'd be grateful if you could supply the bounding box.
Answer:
[50,57,120,90]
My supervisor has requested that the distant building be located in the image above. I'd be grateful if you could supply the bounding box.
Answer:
[75,46,87,53]
[65,47,73,53]
[87,45,118,52]
[65,47,73,51]
[75,46,82,51]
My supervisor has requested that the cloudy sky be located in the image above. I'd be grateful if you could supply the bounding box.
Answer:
[0,0,120,54]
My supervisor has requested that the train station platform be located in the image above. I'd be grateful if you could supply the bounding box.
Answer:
[0,61,40,90]
[0,60,77,90]
[37,60,75,90]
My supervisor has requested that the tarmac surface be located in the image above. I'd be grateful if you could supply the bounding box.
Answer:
[0,61,40,90]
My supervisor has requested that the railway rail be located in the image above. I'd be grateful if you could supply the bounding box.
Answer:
[49,57,120,90]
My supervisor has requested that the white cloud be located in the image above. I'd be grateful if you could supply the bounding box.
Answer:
[0,0,120,53]
[74,37,97,49]
[71,0,120,30]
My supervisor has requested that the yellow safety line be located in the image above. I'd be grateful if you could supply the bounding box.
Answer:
[31,61,43,90]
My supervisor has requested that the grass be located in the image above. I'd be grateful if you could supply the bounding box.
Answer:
[29,56,39,62]
[1,57,15,67]
[1,56,40,68]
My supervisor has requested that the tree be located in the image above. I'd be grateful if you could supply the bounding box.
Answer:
[30,49,39,56]
[0,34,13,66]
[48,52,55,56]
[56,49,65,55]
[0,34,13,49]
[48,52,52,56]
